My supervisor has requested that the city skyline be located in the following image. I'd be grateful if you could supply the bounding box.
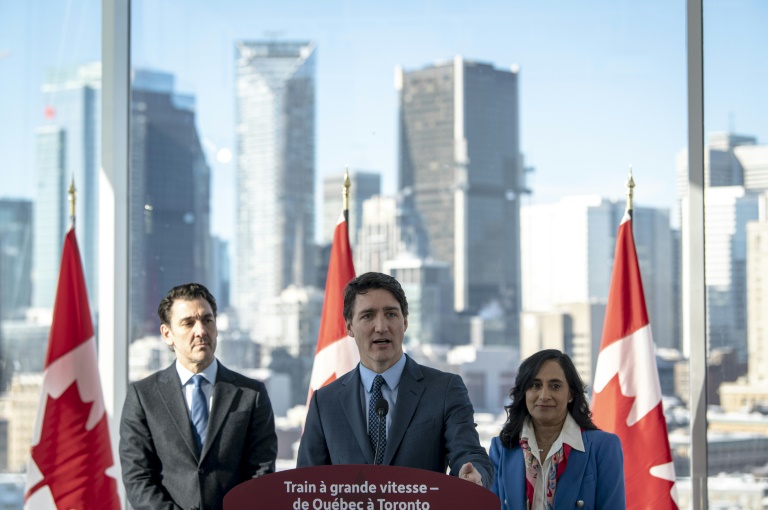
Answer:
[1,3,768,501]
[2,1,767,244]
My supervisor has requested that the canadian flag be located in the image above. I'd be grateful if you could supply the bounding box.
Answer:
[24,229,120,509]
[592,211,678,509]
[306,212,358,406]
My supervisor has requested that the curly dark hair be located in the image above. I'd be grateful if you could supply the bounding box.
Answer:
[157,282,217,327]
[342,272,409,322]
[499,349,597,449]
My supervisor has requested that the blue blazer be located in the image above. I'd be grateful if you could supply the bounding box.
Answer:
[297,355,494,488]
[489,429,625,510]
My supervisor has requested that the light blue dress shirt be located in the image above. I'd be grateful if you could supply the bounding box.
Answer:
[175,358,218,414]
[358,353,407,437]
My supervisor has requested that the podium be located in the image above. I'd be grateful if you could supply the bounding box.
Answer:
[225,464,500,509]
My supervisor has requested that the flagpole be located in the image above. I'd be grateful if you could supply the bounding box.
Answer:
[25,203,121,507]
[306,168,358,409]
[625,165,634,221]
[592,171,679,509]
[343,166,351,222]
[68,176,76,229]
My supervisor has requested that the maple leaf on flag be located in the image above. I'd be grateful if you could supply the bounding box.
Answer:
[27,382,119,509]
[592,210,678,510]
[594,370,677,507]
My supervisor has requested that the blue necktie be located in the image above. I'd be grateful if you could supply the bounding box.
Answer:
[190,375,209,453]
[368,375,386,465]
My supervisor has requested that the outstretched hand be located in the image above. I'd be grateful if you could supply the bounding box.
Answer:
[458,462,483,486]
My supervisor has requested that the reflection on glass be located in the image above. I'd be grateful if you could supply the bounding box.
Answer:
[0,0,102,503]
[0,0,764,505]
[129,69,212,343]
[128,1,695,483]
[699,0,768,504]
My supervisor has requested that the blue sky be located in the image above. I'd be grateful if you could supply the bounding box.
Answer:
[1,0,766,241]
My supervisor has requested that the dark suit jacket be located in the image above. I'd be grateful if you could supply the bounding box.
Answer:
[119,361,277,510]
[297,355,494,488]
[489,429,625,509]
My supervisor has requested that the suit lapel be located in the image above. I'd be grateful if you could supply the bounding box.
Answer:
[383,357,425,465]
[338,369,375,464]
[156,364,199,461]
[200,363,240,462]
[553,431,589,509]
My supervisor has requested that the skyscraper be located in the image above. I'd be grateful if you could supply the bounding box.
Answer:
[32,126,66,311]
[521,196,678,378]
[397,57,524,344]
[33,63,101,309]
[747,199,768,384]
[129,70,211,340]
[356,195,399,274]
[354,192,431,275]
[0,199,33,320]
[210,236,231,310]
[385,257,453,346]
[676,133,768,360]
[234,41,316,333]
[624,204,678,350]
[676,132,756,198]
[704,186,758,359]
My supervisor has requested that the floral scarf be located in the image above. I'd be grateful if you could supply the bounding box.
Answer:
[520,437,572,510]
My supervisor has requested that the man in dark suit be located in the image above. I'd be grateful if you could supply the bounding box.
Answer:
[297,272,493,488]
[119,283,277,510]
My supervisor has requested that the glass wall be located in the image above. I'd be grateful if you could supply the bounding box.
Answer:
[0,0,101,503]
[1,0,766,507]
[127,0,694,478]
[700,0,768,507]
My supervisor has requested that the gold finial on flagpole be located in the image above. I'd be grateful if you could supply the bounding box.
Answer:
[68,176,76,227]
[626,165,635,213]
[343,166,351,212]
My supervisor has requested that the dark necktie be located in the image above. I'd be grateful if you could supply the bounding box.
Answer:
[190,374,209,453]
[368,375,386,465]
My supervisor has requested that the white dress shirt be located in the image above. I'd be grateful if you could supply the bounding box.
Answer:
[521,413,585,510]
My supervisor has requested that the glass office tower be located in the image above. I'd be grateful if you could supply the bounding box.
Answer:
[129,70,212,340]
[234,41,316,334]
[33,64,101,310]
[397,56,524,344]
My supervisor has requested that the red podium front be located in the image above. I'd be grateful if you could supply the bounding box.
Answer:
[224,465,500,509]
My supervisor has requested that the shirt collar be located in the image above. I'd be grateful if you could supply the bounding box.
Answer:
[176,358,218,387]
[358,353,407,392]
[560,413,585,451]
[521,413,586,453]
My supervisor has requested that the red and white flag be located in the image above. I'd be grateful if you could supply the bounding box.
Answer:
[306,212,358,406]
[592,211,678,509]
[24,229,120,509]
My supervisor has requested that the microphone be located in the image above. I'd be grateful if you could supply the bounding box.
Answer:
[374,398,389,465]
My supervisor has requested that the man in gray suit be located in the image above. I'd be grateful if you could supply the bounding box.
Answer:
[298,272,493,488]
[120,283,277,510]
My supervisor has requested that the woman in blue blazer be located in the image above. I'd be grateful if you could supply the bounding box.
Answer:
[489,350,625,510]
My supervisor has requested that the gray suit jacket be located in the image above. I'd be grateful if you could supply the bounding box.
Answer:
[297,355,493,488]
[119,361,277,510]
